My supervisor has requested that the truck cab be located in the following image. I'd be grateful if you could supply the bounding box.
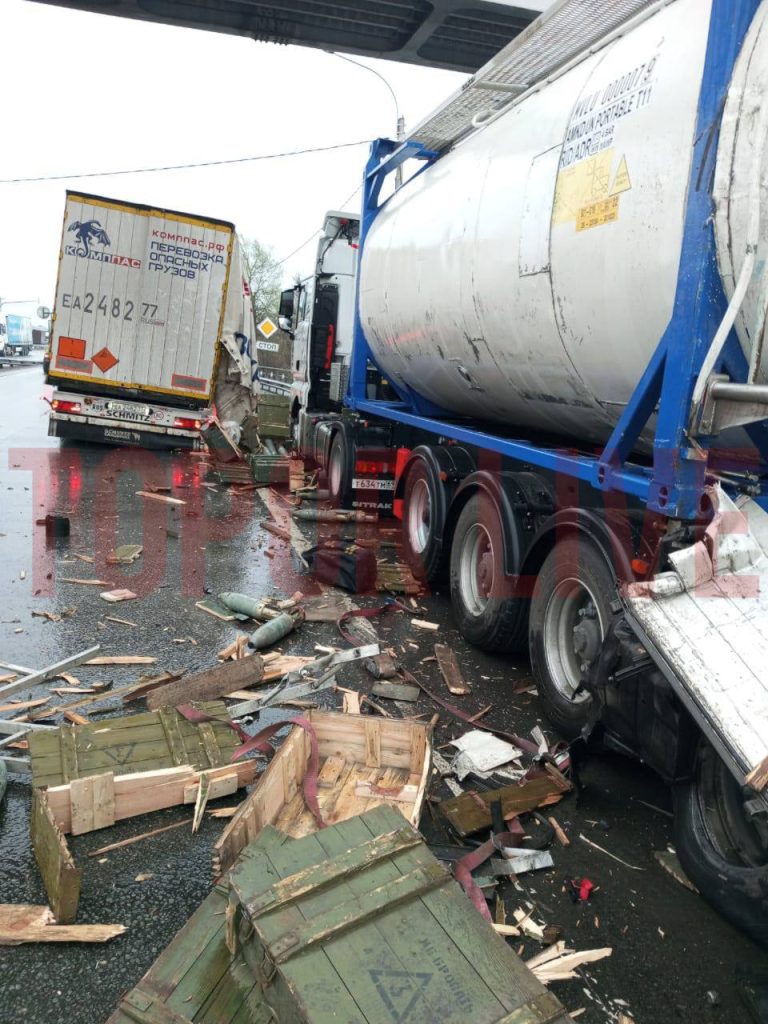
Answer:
[279,212,359,441]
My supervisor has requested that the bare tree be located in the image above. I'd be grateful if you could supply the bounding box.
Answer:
[239,236,282,325]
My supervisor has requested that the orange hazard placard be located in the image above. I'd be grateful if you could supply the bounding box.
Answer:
[58,336,86,359]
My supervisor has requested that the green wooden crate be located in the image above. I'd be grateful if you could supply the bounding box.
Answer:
[226,804,572,1024]
[28,702,238,789]
[107,881,272,1024]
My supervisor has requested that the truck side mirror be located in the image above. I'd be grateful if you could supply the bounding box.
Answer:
[278,316,293,332]
[278,289,295,320]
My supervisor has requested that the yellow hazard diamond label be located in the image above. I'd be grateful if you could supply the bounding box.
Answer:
[257,317,278,339]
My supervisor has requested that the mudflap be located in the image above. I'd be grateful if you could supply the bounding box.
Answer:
[625,485,768,800]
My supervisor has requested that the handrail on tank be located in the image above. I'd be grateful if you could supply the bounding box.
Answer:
[349,0,768,523]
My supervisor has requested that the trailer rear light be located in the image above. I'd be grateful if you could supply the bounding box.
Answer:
[631,558,650,577]
[355,459,393,474]
[173,417,203,431]
[51,399,82,414]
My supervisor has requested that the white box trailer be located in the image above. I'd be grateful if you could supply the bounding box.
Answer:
[47,191,251,449]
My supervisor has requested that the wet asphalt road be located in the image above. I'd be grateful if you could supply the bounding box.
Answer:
[0,360,765,1024]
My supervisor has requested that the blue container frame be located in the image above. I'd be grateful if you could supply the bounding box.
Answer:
[347,0,765,521]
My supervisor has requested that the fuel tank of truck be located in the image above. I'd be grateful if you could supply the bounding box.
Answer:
[359,0,768,447]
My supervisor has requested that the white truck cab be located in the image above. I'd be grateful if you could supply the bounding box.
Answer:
[279,212,359,442]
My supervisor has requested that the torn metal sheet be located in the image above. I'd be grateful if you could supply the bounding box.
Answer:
[625,486,768,790]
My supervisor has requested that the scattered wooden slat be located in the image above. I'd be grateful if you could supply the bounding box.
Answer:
[63,710,89,726]
[0,905,125,944]
[100,590,138,603]
[548,815,570,847]
[434,644,470,695]
[579,833,644,871]
[412,619,439,631]
[146,655,264,711]
[654,850,698,892]
[317,755,346,789]
[492,923,521,937]
[59,578,113,586]
[0,698,48,714]
[354,781,419,803]
[135,490,186,506]
[85,656,156,666]
[30,790,81,923]
[342,691,361,715]
[468,704,492,723]
[87,818,192,857]
[104,616,137,627]
[52,688,95,696]
[45,762,258,834]
[746,755,768,792]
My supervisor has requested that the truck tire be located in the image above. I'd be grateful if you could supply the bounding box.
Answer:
[449,492,528,652]
[328,431,351,507]
[674,740,768,947]
[402,459,445,582]
[529,535,618,738]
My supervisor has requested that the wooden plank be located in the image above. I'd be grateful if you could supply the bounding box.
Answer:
[365,718,381,768]
[354,780,419,803]
[70,772,115,835]
[266,862,450,963]
[30,789,81,924]
[146,656,264,711]
[317,755,345,789]
[435,644,471,694]
[243,827,421,917]
[47,762,257,835]
[0,905,124,944]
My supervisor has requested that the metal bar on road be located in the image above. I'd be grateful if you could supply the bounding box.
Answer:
[0,645,100,701]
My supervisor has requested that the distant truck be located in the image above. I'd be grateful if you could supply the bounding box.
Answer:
[46,191,253,449]
[5,314,33,356]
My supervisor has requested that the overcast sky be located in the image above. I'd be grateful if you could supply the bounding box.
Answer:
[0,0,465,318]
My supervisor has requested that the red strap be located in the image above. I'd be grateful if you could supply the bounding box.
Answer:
[324,323,335,370]
[230,716,326,831]
[453,829,522,921]
[176,706,325,831]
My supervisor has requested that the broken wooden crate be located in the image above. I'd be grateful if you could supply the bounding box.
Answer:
[32,761,258,924]
[224,803,573,1024]
[28,702,239,788]
[213,711,431,878]
[255,391,291,440]
[107,880,263,1024]
[439,771,572,837]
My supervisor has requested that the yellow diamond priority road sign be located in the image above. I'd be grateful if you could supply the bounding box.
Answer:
[257,317,278,339]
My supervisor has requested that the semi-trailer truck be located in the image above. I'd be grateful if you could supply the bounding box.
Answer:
[281,0,768,943]
[46,192,254,449]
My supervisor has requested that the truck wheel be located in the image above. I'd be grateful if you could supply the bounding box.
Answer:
[449,493,528,652]
[529,535,617,738]
[328,431,350,507]
[674,740,768,946]
[402,459,445,582]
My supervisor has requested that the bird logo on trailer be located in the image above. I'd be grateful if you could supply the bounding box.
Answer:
[67,220,110,258]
